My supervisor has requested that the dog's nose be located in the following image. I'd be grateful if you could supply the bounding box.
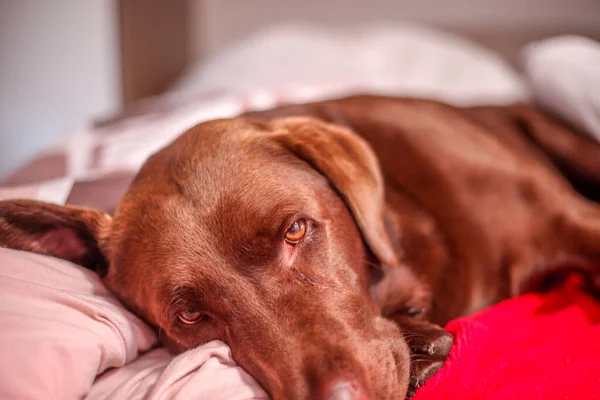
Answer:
[323,379,368,400]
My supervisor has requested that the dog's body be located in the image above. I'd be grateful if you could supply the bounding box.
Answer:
[2,95,600,399]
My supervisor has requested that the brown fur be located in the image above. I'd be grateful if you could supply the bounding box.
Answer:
[1,95,600,399]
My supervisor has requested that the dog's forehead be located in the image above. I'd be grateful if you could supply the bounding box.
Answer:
[149,119,326,210]
[160,152,327,235]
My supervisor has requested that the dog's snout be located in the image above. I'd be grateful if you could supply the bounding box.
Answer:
[322,379,368,400]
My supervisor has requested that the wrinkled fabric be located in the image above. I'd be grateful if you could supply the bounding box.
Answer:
[0,248,266,400]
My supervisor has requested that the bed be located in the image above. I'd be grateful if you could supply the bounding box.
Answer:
[1,21,600,399]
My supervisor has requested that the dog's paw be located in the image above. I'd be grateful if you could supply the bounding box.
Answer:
[405,330,452,399]
[406,356,446,399]
[390,314,453,399]
[406,325,453,358]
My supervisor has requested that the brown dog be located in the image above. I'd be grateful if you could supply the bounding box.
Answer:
[1,95,600,399]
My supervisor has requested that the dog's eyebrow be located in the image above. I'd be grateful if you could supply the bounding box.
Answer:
[165,285,204,308]
[166,291,186,313]
[155,284,192,324]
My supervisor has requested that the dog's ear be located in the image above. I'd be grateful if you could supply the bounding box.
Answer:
[271,117,399,269]
[0,199,112,275]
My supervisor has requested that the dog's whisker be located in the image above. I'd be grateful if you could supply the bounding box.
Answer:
[394,354,413,369]
[403,335,428,340]
[408,356,434,363]
[402,333,427,339]
[360,258,385,271]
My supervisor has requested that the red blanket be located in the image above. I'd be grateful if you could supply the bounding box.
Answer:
[416,279,600,399]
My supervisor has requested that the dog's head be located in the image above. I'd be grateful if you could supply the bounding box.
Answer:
[0,117,428,399]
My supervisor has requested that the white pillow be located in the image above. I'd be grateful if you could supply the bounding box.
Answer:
[170,23,527,106]
[523,35,600,142]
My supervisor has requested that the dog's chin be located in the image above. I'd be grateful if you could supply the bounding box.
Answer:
[341,318,412,400]
[384,329,412,399]
[161,329,411,400]
[394,351,412,399]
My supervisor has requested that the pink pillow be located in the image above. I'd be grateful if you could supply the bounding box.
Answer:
[0,248,157,399]
[0,248,266,399]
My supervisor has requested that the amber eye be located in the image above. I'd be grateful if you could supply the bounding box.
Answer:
[178,310,205,325]
[284,219,307,243]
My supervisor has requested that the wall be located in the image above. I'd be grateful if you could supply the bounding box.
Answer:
[1,0,598,178]
[0,0,120,178]
[190,0,600,61]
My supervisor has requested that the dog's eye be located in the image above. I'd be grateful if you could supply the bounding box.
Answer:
[178,310,205,325]
[406,307,426,318]
[284,219,307,243]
